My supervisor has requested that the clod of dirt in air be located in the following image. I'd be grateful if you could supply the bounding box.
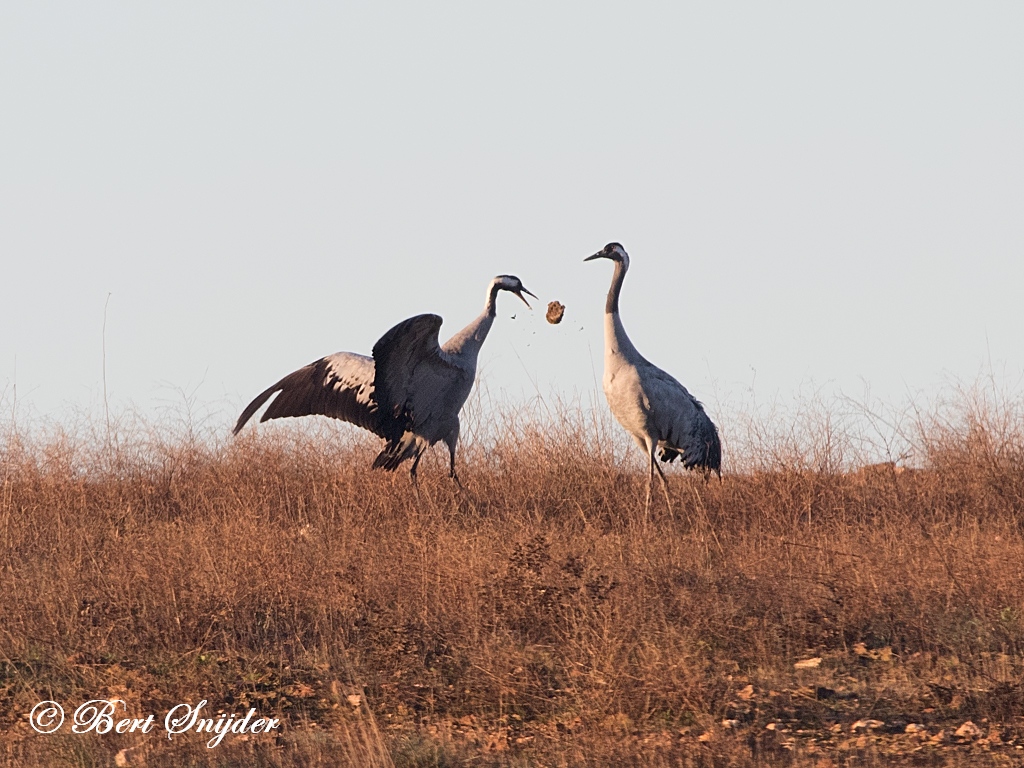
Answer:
[546,301,565,324]
[794,657,822,669]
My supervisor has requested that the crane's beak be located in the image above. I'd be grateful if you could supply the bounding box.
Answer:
[515,287,538,308]
[584,251,607,262]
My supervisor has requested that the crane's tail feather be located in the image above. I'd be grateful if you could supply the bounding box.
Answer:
[372,437,420,472]
[658,416,722,477]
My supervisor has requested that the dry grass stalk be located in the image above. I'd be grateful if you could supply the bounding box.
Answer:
[2,389,1024,766]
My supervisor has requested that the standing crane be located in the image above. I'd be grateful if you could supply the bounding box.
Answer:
[585,243,721,515]
[234,275,537,485]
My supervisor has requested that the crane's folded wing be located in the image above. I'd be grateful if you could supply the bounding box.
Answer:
[644,367,722,473]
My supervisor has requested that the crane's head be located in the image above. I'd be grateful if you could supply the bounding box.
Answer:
[494,275,538,308]
[584,242,629,266]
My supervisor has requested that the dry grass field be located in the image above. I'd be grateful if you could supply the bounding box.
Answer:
[2,387,1024,767]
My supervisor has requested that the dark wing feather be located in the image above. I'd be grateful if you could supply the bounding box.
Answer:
[659,404,722,476]
[642,366,722,476]
[370,314,446,442]
[233,352,382,436]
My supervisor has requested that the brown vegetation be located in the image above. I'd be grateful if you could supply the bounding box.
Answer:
[2,388,1024,766]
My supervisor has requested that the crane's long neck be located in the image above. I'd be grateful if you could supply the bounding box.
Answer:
[484,279,502,318]
[440,279,501,362]
[605,258,626,314]
[602,259,642,361]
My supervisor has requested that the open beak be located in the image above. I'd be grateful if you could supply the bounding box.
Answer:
[515,287,538,308]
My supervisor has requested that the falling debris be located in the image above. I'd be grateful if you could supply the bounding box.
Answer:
[546,301,565,325]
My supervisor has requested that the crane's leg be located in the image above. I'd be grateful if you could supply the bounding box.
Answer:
[645,448,655,521]
[409,451,423,503]
[444,430,462,489]
[654,458,672,514]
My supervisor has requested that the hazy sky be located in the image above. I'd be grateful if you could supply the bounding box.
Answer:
[2,3,1022,433]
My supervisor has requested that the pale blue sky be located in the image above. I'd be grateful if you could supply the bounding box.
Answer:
[2,3,1022,439]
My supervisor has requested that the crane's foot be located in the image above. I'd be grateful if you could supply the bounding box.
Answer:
[444,466,478,515]
[409,465,423,504]
[659,480,673,517]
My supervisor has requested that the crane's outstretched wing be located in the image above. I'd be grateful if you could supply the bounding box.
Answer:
[644,366,722,476]
[371,313,461,443]
[233,352,382,436]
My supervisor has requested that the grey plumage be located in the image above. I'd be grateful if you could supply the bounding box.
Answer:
[370,313,467,475]
[234,275,537,483]
[585,242,721,515]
